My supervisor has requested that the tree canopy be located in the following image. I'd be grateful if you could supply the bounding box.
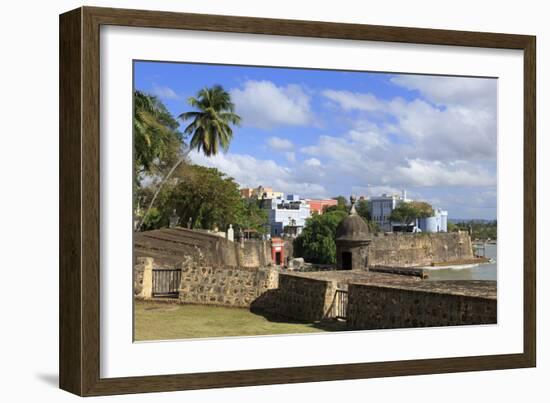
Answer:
[389,201,434,229]
[454,220,497,240]
[235,198,268,236]
[134,86,243,231]
[179,85,241,156]
[355,199,371,220]
[170,165,243,231]
[293,209,348,264]
[133,90,184,176]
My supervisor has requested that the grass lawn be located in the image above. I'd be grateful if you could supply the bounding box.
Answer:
[134,300,343,341]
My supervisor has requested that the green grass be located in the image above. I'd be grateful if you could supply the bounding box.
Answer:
[134,301,342,341]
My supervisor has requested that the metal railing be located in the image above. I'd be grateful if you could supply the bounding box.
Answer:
[333,289,348,320]
[152,269,181,298]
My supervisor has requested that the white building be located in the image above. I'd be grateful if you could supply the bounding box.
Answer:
[417,208,448,233]
[369,190,448,233]
[264,194,311,237]
[369,190,410,232]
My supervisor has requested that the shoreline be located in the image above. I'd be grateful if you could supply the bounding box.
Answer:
[427,256,491,267]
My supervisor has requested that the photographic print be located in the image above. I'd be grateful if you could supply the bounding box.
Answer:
[132,61,497,342]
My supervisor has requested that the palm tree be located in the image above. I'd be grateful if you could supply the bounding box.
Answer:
[137,85,241,231]
[134,90,181,174]
[179,85,241,156]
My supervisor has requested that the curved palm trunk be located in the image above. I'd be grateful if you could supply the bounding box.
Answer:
[136,150,190,232]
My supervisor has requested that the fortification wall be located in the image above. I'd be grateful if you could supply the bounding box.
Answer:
[266,274,336,322]
[133,257,153,298]
[256,273,337,322]
[369,232,474,266]
[178,257,279,308]
[238,240,271,268]
[134,227,271,268]
[347,282,496,330]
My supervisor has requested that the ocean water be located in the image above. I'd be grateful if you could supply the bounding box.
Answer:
[423,243,497,281]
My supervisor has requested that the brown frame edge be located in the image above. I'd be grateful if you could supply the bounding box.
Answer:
[59,6,536,396]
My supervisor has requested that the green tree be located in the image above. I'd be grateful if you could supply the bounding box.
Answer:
[133,90,184,178]
[324,195,348,213]
[447,221,458,232]
[389,201,434,231]
[235,198,269,237]
[133,91,185,229]
[410,201,434,218]
[293,210,348,264]
[137,85,241,231]
[169,165,243,231]
[368,220,381,234]
[135,176,180,230]
[356,199,371,221]
[334,195,348,210]
[454,220,497,240]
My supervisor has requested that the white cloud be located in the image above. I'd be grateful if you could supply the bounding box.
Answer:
[351,185,402,198]
[390,75,497,109]
[321,80,497,161]
[185,74,497,218]
[394,159,495,187]
[267,136,294,151]
[322,89,382,111]
[151,84,181,100]
[348,129,389,150]
[298,124,495,190]
[231,80,313,128]
[285,152,296,163]
[302,135,363,166]
[189,151,328,198]
[304,158,321,167]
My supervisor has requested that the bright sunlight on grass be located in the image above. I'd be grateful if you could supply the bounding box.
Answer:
[134,300,342,341]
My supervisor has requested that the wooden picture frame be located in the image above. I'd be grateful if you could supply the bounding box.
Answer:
[59,6,536,396]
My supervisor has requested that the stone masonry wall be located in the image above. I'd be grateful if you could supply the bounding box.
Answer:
[238,240,271,268]
[178,257,279,308]
[134,227,271,268]
[258,273,338,322]
[347,283,497,330]
[134,257,153,299]
[369,232,473,266]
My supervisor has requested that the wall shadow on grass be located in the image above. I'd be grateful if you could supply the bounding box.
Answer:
[250,289,347,332]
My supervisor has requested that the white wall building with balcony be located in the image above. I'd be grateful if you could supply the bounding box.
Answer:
[264,194,311,237]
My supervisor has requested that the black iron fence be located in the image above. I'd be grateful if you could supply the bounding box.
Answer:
[152,269,181,298]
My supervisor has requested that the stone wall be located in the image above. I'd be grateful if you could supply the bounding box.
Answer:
[283,239,294,265]
[369,232,473,267]
[134,257,153,299]
[178,257,279,308]
[238,240,271,268]
[347,282,497,330]
[134,227,271,268]
[257,273,337,322]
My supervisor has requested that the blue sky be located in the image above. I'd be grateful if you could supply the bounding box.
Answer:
[135,61,497,220]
